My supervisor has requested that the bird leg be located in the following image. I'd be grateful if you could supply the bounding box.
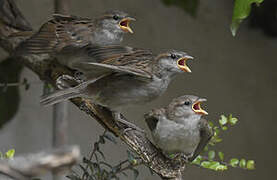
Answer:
[112,111,145,134]
[73,70,86,83]
[56,75,80,89]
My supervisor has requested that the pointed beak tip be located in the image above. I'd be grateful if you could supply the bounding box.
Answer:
[186,55,194,60]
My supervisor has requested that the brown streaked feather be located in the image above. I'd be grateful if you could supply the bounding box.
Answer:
[72,45,154,78]
[189,118,213,162]
[16,14,95,54]
[81,45,153,67]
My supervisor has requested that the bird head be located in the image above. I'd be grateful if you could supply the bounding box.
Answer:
[154,50,193,78]
[99,10,136,34]
[167,95,208,120]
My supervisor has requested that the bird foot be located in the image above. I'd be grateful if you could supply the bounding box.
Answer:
[113,112,145,134]
[56,75,80,89]
[73,70,85,83]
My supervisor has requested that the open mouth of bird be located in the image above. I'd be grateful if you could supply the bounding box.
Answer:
[192,99,208,115]
[177,56,193,73]
[119,18,135,33]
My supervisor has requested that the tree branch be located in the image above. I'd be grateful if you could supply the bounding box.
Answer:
[0,146,80,180]
[0,0,186,179]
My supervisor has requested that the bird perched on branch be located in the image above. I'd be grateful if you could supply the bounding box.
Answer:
[15,10,135,55]
[40,45,193,128]
[145,95,213,161]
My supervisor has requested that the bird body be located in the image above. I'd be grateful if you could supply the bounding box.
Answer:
[15,11,135,55]
[145,95,213,161]
[40,45,193,110]
[84,75,170,110]
[153,114,201,155]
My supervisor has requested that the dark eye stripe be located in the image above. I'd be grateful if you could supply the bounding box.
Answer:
[184,101,190,106]
[113,15,119,20]
[171,54,176,59]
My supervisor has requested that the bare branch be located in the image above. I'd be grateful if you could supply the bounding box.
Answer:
[0,146,80,180]
[0,0,186,179]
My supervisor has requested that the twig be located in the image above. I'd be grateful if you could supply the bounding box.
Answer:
[82,130,107,180]
[0,146,80,180]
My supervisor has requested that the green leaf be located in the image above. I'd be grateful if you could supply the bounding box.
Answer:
[161,0,199,16]
[231,0,264,36]
[218,152,224,161]
[215,164,228,171]
[191,155,202,165]
[239,159,246,168]
[246,160,255,170]
[229,158,239,167]
[219,115,228,126]
[208,121,214,128]
[221,126,228,131]
[201,161,212,168]
[229,115,238,126]
[208,161,220,170]
[168,154,176,159]
[208,151,215,160]
[5,149,15,159]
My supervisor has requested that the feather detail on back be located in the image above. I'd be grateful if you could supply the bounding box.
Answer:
[15,14,95,54]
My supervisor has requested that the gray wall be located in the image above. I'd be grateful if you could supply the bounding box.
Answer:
[0,0,276,179]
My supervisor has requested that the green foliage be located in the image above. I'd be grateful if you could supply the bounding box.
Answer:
[161,0,199,16]
[231,0,264,36]
[190,114,255,171]
[218,152,224,161]
[246,160,255,170]
[0,149,15,159]
[230,158,239,167]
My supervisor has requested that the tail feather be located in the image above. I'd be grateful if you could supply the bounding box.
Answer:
[41,74,108,106]
[40,87,82,106]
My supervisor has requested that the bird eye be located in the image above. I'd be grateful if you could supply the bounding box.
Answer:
[171,54,176,59]
[184,101,190,106]
[113,15,119,20]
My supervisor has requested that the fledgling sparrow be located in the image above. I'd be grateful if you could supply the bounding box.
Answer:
[144,95,213,161]
[40,45,194,110]
[15,10,135,55]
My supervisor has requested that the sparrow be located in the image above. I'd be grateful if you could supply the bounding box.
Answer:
[40,45,193,128]
[40,45,194,109]
[15,10,135,55]
[144,95,213,161]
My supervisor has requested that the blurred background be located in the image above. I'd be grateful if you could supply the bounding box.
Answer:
[0,0,276,179]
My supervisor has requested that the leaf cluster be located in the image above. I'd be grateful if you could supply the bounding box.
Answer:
[190,114,255,171]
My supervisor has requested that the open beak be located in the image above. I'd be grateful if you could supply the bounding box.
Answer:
[192,98,208,115]
[119,17,136,33]
[177,55,193,73]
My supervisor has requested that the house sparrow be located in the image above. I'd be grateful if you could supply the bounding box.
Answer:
[40,45,193,128]
[15,10,135,55]
[40,45,193,109]
[144,95,213,161]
